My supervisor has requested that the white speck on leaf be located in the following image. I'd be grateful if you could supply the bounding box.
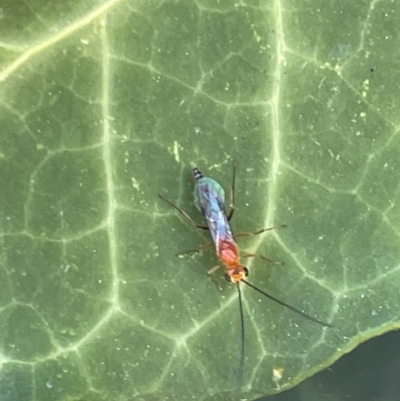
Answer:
[131,177,140,190]
[173,141,180,162]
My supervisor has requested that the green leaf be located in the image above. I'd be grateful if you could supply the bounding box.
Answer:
[1,1,400,400]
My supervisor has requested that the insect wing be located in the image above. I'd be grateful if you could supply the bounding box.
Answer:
[194,177,235,248]
[194,177,225,215]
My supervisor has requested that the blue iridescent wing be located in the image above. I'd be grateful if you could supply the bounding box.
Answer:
[194,177,224,213]
[194,177,234,246]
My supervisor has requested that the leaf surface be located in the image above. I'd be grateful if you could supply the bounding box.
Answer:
[1,1,400,400]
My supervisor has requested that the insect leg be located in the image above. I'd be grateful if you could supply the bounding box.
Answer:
[207,264,223,291]
[236,224,287,238]
[207,264,222,275]
[177,241,213,257]
[242,253,284,265]
[159,194,208,230]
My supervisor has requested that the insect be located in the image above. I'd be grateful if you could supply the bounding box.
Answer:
[159,164,331,384]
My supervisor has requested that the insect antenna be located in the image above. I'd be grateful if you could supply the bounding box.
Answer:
[242,279,332,327]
